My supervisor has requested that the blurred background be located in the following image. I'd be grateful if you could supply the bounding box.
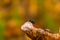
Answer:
[0,0,60,40]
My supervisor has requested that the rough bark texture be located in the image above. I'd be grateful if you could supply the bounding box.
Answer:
[22,27,60,40]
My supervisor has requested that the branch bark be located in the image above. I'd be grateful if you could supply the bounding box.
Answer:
[21,21,60,40]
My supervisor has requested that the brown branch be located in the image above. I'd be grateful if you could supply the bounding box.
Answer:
[22,27,60,40]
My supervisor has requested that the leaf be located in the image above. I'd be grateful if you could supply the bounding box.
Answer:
[11,8,23,26]
[44,13,59,33]
[37,0,44,5]
[0,20,5,40]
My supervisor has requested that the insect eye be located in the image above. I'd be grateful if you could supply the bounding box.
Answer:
[29,20,35,24]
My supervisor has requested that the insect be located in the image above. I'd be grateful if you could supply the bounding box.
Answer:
[21,20,60,40]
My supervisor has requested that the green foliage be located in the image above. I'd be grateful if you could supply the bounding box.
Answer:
[38,0,58,33]
[37,0,44,5]
[12,8,23,26]
[0,20,5,40]
[44,13,59,33]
